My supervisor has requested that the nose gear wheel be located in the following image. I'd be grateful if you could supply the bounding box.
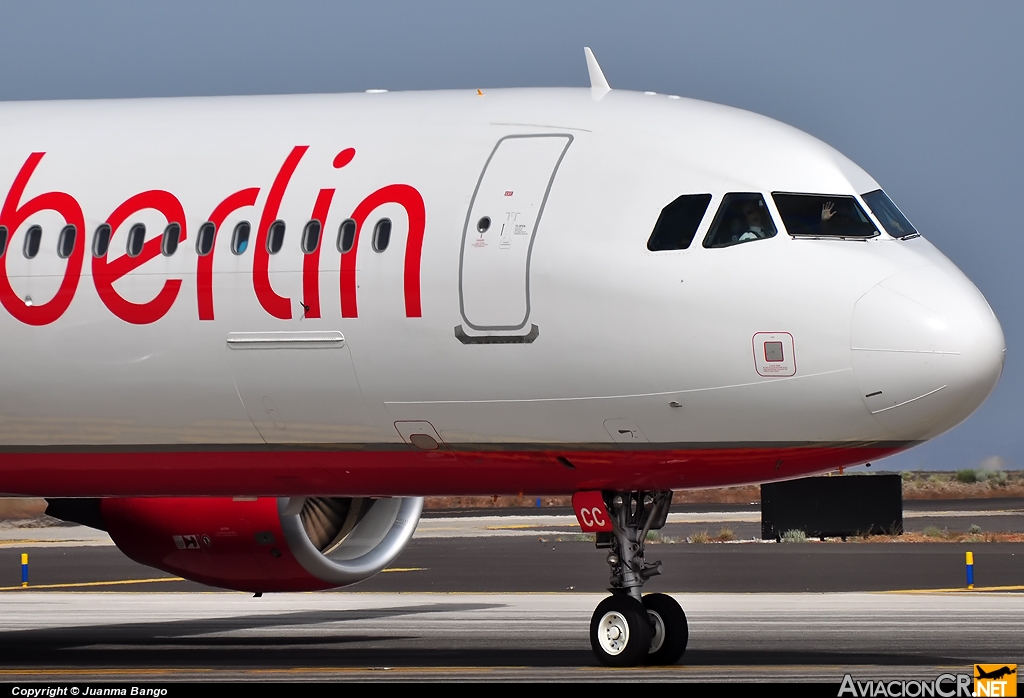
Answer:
[590,594,652,666]
[642,592,688,665]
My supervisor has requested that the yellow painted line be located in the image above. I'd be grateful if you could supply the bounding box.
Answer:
[0,577,184,591]
[881,584,1024,594]
[8,664,948,677]
[248,666,506,674]
[0,668,215,676]
[0,540,102,545]
[483,524,578,530]
[579,664,971,673]
[0,570,419,592]
[0,663,512,675]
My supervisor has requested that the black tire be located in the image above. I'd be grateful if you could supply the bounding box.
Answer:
[589,594,653,667]
[643,592,688,665]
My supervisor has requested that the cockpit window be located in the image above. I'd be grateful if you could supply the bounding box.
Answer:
[647,194,712,251]
[861,189,918,239]
[772,193,878,239]
[703,193,777,248]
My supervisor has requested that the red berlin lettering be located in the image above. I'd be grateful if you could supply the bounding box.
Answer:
[342,184,425,318]
[253,145,307,320]
[0,153,86,325]
[197,188,260,321]
[93,190,187,325]
[302,187,336,319]
[0,148,426,326]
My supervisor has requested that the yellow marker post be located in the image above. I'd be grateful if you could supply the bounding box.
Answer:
[21,553,28,587]
[966,551,974,589]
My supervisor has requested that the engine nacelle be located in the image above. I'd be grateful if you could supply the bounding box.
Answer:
[45,496,422,592]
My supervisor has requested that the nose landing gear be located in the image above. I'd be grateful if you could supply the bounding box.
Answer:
[588,490,688,667]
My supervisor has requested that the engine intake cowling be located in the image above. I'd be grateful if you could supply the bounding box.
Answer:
[45,495,422,592]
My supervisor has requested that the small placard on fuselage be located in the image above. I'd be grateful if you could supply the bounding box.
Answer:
[752,332,796,377]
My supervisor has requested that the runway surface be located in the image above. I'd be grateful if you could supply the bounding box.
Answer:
[0,592,1022,682]
[0,498,1021,681]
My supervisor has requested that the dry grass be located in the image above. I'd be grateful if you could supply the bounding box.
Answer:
[857,531,1024,544]
[714,527,736,542]
[672,486,761,505]
[423,495,571,510]
[419,486,763,510]
[899,470,1024,499]
[0,498,46,520]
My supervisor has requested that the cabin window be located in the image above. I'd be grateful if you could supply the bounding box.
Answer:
[647,194,712,251]
[57,225,77,259]
[231,221,250,255]
[861,189,918,239]
[196,221,215,257]
[372,218,391,252]
[23,225,42,259]
[301,219,322,254]
[703,193,777,248]
[337,218,356,254]
[162,223,181,257]
[93,224,112,257]
[772,193,878,239]
[0,226,8,257]
[126,223,146,258]
[267,220,286,255]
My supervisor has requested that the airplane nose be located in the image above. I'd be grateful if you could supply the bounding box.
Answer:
[851,265,1004,440]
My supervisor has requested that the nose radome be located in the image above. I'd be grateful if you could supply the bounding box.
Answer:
[851,265,1004,441]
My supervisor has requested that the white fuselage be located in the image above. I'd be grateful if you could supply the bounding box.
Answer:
[0,88,1005,496]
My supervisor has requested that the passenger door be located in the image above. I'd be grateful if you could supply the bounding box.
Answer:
[457,134,572,342]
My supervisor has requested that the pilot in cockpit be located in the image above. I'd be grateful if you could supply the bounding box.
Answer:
[821,200,837,225]
[703,193,779,248]
[735,199,773,242]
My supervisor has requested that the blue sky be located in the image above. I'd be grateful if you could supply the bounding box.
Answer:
[1,2,1020,471]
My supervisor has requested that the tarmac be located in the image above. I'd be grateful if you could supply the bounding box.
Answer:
[0,592,1020,682]
[0,498,1020,682]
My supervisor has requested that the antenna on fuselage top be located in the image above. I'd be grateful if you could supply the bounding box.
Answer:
[584,47,610,96]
